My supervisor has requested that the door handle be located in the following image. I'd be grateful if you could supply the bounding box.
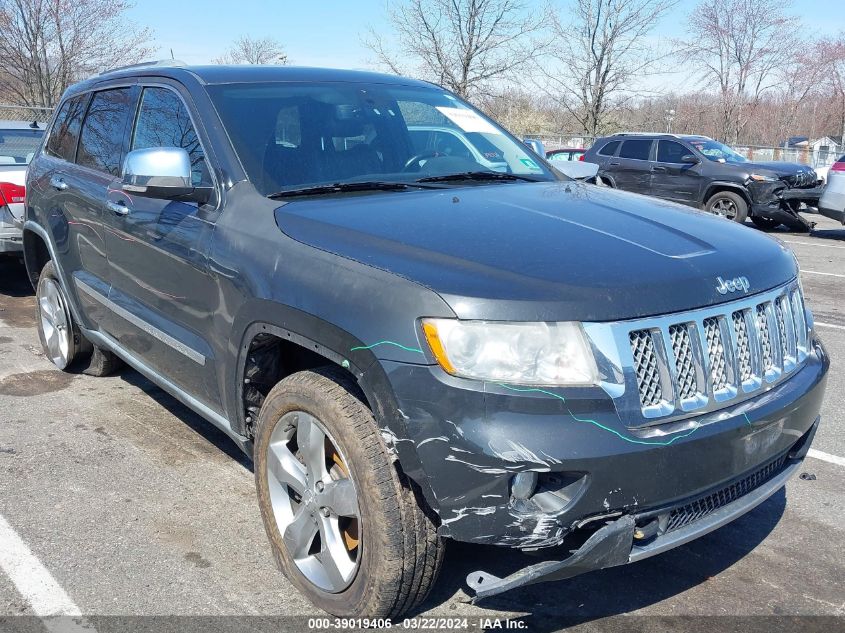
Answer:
[107,200,131,216]
[609,161,620,166]
[651,166,667,172]
[49,175,68,191]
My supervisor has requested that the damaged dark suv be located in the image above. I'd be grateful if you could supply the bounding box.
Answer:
[584,133,822,231]
[25,65,829,617]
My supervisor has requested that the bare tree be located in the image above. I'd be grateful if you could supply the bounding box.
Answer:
[0,0,153,108]
[816,37,845,148]
[214,35,288,65]
[364,0,548,101]
[539,0,678,137]
[682,0,799,143]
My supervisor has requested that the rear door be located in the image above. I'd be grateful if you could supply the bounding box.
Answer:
[613,139,653,193]
[650,140,703,205]
[101,83,221,406]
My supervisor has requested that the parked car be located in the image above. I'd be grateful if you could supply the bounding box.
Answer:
[408,125,508,172]
[25,64,828,618]
[0,120,45,256]
[547,148,586,162]
[583,133,823,231]
[818,156,845,223]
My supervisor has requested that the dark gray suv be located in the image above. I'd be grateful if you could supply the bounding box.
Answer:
[584,133,822,231]
[24,64,829,618]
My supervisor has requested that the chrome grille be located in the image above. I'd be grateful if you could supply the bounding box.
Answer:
[630,330,663,407]
[669,324,698,399]
[703,317,727,391]
[620,281,808,421]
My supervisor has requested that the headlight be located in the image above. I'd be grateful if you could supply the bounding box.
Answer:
[749,173,778,182]
[421,319,598,385]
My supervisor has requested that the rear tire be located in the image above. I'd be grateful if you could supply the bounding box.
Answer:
[254,367,443,618]
[35,261,81,370]
[751,216,781,230]
[705,191,748,223]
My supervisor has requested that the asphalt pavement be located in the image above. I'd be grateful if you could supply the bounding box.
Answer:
[0,214,843,633]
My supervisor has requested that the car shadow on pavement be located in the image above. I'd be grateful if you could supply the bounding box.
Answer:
[808,228,845,242]
[420,490,787,626]
[118,369,254,472]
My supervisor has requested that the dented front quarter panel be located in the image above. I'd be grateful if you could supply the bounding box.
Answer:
[379,340,828,548]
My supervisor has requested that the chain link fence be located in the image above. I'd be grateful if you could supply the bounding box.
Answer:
[0,104,53,124]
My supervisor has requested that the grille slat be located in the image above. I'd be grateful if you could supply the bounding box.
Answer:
[630,330,664,407]
[703,317,728,391]
[627,283,807,419]
[669,324,698,399]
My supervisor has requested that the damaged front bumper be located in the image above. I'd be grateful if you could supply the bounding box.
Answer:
[466,420,814,600]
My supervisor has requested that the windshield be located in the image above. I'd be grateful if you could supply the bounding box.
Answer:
[207,82,555,195]
[688,139,748,164]
[0,128,43,165]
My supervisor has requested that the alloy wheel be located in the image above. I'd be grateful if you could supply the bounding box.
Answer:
[266,410,361,593]
[37,278,73,369]
[711,198,738,220]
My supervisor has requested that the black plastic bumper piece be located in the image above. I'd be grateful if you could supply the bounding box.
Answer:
[467,515,636,601]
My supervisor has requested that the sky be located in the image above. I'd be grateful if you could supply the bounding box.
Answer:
[127,0,845,90]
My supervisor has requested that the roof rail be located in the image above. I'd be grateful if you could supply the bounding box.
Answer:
[98,59,187,76]
[614,131,680,138]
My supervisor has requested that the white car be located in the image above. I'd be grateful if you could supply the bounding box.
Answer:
[818,154,845,224]
[0,120,45,255]
[408,125,509,173]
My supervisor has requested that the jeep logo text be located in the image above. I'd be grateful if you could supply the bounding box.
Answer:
[715,276,750,295]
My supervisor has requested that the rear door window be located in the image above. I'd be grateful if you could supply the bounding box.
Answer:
[131,86,211,186]
[657,140,689,163]
[46,95,87,162]
[77,88,133,175]
[597,140,620,156]
[619,139,652,161]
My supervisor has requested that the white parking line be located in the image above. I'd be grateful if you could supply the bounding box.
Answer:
[816,321,845,331]
[0,513,94,632]
[782,240,845,250]
[808,449,845,468]
[801,270,845,278]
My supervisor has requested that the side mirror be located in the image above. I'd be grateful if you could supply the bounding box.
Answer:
[681,154,699,164]
[121,147,211,203]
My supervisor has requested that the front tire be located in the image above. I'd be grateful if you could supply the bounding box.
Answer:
[705,191,748,223]
[254,368,443,618]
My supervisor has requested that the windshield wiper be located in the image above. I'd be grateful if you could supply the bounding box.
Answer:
[416,171,540,184]
[267,181,441,199]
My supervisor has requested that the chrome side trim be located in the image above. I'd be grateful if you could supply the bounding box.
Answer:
[75,278,206,365]
[79,326,243,445]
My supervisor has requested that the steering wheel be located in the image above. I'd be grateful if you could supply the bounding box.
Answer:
[402,151,442,172]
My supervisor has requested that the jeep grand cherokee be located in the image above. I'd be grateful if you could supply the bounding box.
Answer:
[24,64,828,617]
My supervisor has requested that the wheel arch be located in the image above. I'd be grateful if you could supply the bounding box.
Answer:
[22,224,52,291]
[702,182,752,208]
[229,305,439,511]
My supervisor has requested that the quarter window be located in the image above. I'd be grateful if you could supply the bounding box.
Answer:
[619,139,652,160]
[77,88,133,175]
[46,95,87,162]
[597,140,620,156]
[657,140,690,163]
[131,87,211,186]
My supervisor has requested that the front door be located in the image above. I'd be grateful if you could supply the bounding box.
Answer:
[101,84,221,407]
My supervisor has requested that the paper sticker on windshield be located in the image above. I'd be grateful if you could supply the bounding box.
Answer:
[519,157,541,170]
[435,107,501,134]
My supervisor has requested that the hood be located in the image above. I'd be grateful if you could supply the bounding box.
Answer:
[274,182,797,322]
[743,161,818,186]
